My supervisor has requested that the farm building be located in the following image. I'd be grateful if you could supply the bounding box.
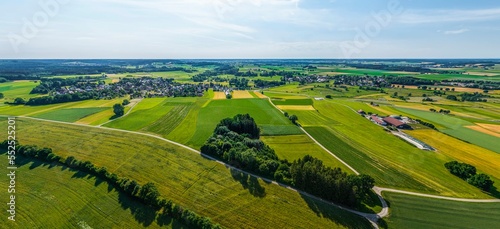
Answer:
[357,109,366,115]
[383,117,409,129]
[371,115,386,126]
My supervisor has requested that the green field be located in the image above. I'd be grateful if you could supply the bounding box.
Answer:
[298,100,495,198]
[395,107,500,153]
[0,118,371,229]
[261,135,353,173]
[271,99,313,106]
[186,99,302,148]
[0,154,179,228]
[383,193,500,229]
[33,107,109,122]
[0,81,40,102]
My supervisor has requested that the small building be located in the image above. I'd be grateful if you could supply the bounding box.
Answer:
[383,117,409,129]
[371,115,386,126]
[358,109,366,115]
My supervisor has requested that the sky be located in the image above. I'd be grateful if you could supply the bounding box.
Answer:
[0,0,499,59]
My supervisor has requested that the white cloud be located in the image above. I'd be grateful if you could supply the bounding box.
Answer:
[442,29,469,35]
[399,8,500,24]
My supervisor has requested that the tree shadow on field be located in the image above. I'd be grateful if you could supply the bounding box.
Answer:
[230,168,266,198]
[300,193,373,229]
[118,191,157,227]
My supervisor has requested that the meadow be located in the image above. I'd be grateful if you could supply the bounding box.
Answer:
[0,118,371,229]
[0,81,41,102]
[0,154,180,228]
[33,107,108,122]
[383,192,500,229]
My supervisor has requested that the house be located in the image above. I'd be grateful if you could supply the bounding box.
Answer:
[371,115,386,126]
[382,117,409,129]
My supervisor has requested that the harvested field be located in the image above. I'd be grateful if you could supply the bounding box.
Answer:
[466,123,500,137]
[232,90,254,99]
[213,92,227,100]
[276,105,316,111]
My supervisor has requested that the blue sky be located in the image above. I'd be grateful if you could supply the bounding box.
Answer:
[1,0,499,58]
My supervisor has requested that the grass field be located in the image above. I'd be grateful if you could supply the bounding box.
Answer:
[0,81,40,102]
[261,135,353,173]
[0,118,371,229]
[0,155,181,228]
[33,107,109,122]
[383,192,500,229]
[300,100,495,198]
[395,107,500,153]
[186,99,302,148]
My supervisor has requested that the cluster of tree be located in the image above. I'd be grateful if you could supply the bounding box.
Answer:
[458,92,488,102]
[444,161,494,191]
[429,108,451,114]
[192,65,239,82]
[228,78,249,89]
[253,79,285,88]
[200,114,375,207]
[0,59,194,80]
[422,97,434,102]
[416,119,436,129]
[31,78,103,94]
[113,103,125,116]
[0,141,222,229]
[0,77,8,83]
[346,64,440,74]
[359,86,383,91]
[446,95,458,101]
[386,76,435,86]
[26,92,97,105]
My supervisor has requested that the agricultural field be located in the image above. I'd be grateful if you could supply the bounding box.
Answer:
[33,107,108,122]
[394,107,500,153]
[0,81,41,103]
[0,118,371,229]
[292,100,497,198]
[0,154,181,228]
[383,193,500,229]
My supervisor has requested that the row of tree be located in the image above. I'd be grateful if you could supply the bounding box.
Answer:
[200,114,375,207]
[26,92,97,105]
[0,141,222,229]
[444,161,494,191]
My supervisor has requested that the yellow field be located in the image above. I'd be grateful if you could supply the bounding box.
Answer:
[276,105,316,111]
[254,91,267,98]
[232,90,254,99]
[406,129,500,182]
[466,123,500,138]
[213,92,227,100]
[465,72,499,76]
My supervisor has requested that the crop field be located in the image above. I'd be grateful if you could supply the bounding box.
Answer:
[186,99,301,148]
[0,118,371,229]
[261,135,353,173]
[213,92,226,100]
[0,154,179,228]
[232,90,254,99]
[383,193,500,229]
[0,81,40,102]
[33,107,109,122]
[276,105,315,111]
[301,100,494,198]
[466,124,500,137]
[253,91,267,98]
[414,73,500,81]
[395,107,500,153]
[271,99,313,106]
[406,129,500,185]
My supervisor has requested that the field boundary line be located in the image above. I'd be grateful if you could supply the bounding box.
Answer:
[374,187,500,203]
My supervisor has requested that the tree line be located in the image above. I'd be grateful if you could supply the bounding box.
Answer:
[200,114,375,207]
[0,141,222,229]
[445,161,494,191]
